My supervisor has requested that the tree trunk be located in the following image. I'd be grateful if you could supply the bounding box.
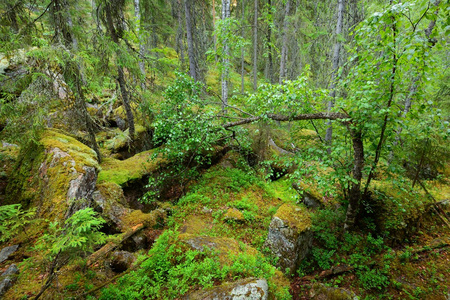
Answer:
[221,0,231,111]
[279,0,290,84]
[344,126,364,231]
[184,0,197,81]
[267,0,274,84]
[176,0,185,71]
[241,0,245,93]
[52,0,101,162]
[213,0,218,63]
[253,0,258,90]
[104,1,136,139]
[388,1,441,163]
[325,0,345,147]
[134,0,146,90]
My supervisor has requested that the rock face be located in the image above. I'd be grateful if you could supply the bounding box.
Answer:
[310,283,358,300]
[0,264,19,297]
[185,278,268,300]
[6,130,99,221]
[263,203,312,274]
[0,245,19,264]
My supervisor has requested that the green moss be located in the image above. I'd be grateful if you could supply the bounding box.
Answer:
[121,208,166,230]
[104,124,147,151]
[370,178,437,238]
[274,203,311,233]
[40,129,99,171]
[223,208,245,223]
[269,178,299,203]
[97,149,164,186]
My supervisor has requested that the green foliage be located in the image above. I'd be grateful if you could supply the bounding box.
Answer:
[0,204,36,243]
[100,230,223,299]
[35,207,107,258]
[100,230,291,300]
[142,73,229,201]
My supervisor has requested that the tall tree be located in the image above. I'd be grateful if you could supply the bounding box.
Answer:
[134,0,146,89]
[279,0,291,84]
[253,0,258,90]
[184,0,197,81]
[101,0,136,139]
[51,0,101,162]
[221,0,231,110]
[241,0,245,93]
[325,0,345,146]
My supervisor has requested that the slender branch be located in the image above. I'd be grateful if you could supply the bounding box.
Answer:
[223,112,349,129]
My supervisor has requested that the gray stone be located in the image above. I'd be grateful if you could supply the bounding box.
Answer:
[0,264,19,297]
[65,166,98,219]
[0,245,19,264]
[185,278,268,300]
[263,203,312,274]
[92,190,130,228]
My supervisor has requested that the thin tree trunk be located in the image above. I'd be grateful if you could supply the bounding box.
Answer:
[267,0,274,84]
[253,0,258,90]
[184,0,197,81]
[241,0,245,93]
[56,0,101,162]
[389,1,440,163]
[104,2,135,139]
[344,126,364,231]
[325,0,345,147]
[279,0,290,84]
[176,0,185,71]
[221,0,231,111]
[213,0,218,63]
[134,0,146,90]
[363,13,398,198]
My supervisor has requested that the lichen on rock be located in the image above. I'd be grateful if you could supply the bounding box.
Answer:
[264,203,312,274]
[6,129,99,221]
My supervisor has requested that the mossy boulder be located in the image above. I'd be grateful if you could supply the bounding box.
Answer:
[185,277,268,300]
[177,233,290,298]
[310,283,358,300]
[263,203,312,274]
[97,149,164,187]
[6,130,99,221]
[179,234,259,264]
[92,182,130,229]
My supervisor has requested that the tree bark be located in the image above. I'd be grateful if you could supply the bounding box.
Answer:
[52,0,101,162]
[134,0,146,90]
[104,0,136,139]
[221,0,231,111]
[213,0,218,63]
[253,0,258,91]
[241,0,245,93]
[279,0,290,84]
[267,0,274,84]
[184,0,197,81]
[176,0,185,71]
[325,0,345,147]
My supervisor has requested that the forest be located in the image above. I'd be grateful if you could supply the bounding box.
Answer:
[0,0,449,299]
